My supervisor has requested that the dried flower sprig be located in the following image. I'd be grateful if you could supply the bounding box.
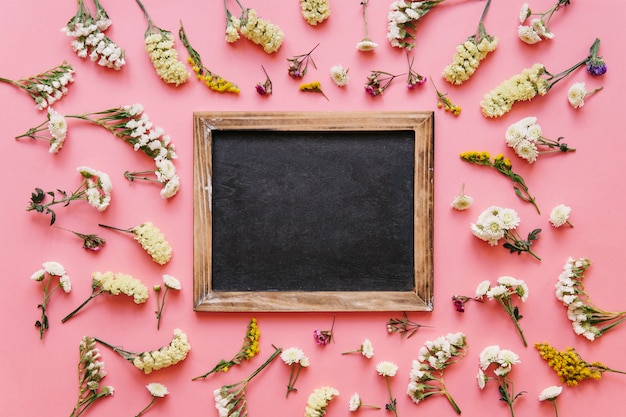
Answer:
[314,315,336,345]
[154,274,181,330]
[135,383,169,417]
[555,257,626,341]
[431,79,461,116]
[349,392,380,411]
[281,347,310,397]
[26,166,113,225]
[299,81,329,100]
[96,328,191,374]
[470,205,542,261]
[364,70,405,97]
[230,0,285,54]
[538,386,562,417]
[179,21,240,93]
[135,0,188,85]
[549,204,573,228]
[451,294,483,312]
[193,317,261,380]
[30,261,71,339]
[443,0,498,85]
[407,332,468,414]
[481,38,606,117]
[62,271,149,323]
[99,222,173,265]
[535,342,626,386]
[406,54,426,89]
[386,312,428,339]
[55,226,106,251]
[387,0,446,50]
[505,117,575,164]
[451,183,473,210]
[460,151,540,213]
[357,1,378,51]
[305,386,340,417]
[477,345,525,417]
[377,361,399,417]
[256,66,273,96]
[61,0,126,70]
[69,336,114,417]
[0,61,75,110]
[301,0,330,25]
[567,82,603,108]
[288,43,320,78]
[214,346,283,417]
[518,0,569,44]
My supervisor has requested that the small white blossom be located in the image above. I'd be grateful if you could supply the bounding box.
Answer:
[549,204,572,227]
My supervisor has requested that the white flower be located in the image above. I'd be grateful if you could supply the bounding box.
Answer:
[476,369,487,389]
[519,3,531,23]
[451,184,473,210]
[60,275,72,293]
[281,347,307,365]
[514,139,539,163]
[163,274,181,290]
[518,25,542,44]
[146,382,169,397]
[549,204,572,227]
[376,361,398,377]
[361,339,374,358]
[348,393,361,411]
[160,175,180,199]
[30,269,46,281]
[356,38,378,51]
[479,345,500,370]
[475,280,491,298]
[567,82,587,108]
[330,65,349,87]
[538,385,562,401]
[43,261,66,276]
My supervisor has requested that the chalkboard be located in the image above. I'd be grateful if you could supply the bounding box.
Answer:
[193,112,434,312]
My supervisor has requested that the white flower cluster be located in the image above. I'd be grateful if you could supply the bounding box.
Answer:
[476,276,529,303]
[505,116,542,163]
[387,0,443,50]
[470,206,520,246]
[305,386,340,417]
[92,271,149,304]
[518,3,554,45]
[77,166,113,212]
[131,328,191,374]
[238,9,285,54]
[31,261,72,293]
[11,62,76,111]
[144,31,189,86]
[301,0,331,26]
[72,336,114,415]
[443,35,498,85]
[280,347,310,366]
[407,332,467,405]
[132,222,173,265]
[480,63,549,117]
[225,14,241,43]
[46,108,68,154]
[61,6,125,70]
[477,345,521,387]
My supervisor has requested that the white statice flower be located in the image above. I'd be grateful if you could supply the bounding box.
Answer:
[77,166,113,212]
[443,34,498,85]
[376,361,398,377]
[163,274,181,290]
[386,0,443,50]
[330,65,349,87]
[538,385,562,401]
[144,31,189,86]
[549,204,572,227]
[239,8,284,54]
[301,0,330,25]
[46,107,68,153]
[305,386,339,417]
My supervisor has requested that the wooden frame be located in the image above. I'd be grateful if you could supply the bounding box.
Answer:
[193,111,434,312]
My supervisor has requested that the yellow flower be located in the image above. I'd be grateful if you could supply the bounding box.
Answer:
[299,81,329,100]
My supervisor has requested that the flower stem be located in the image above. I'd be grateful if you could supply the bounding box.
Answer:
[134,397,156,417]
[98,223,133,234]
[61,290,102,323]
[243,345,282,384]
[444,390,462,415]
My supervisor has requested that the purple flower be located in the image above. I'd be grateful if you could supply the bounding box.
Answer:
[587,58,607,76]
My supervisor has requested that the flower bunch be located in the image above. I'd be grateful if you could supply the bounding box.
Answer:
[56,226,106,251]
[555,257,626,341]
[407,332,467,414]
[0,61,75,110]
[179,21,240,94]
[256,66,273,96]
[287,44,319,78]
[154,274,181,330]
[135,383,169,417]
[61,0,126,70]
[535,342,626,386]
[451,183,473,210]
[386,311,428,339]
[518,0,570,44]
[460,151,540,213]
[349,393,380,411]
[281,347,310,397]
[406,55,426,89]
[567,82,603,108]
[62,271,149,323]
[480,38,605,117]
[549,204,573,228]
[376,361,399,417]
[30,261,71,339]
[26,166,112,225]
[305,386,340,417]
[225,1,284,54]
[313,315,336,345]
[477,345,524,417]
[193,317,261,380]
[443,0,498,85]
[470,205,542,260]
[538,386,562,417]
[69,336,114,417]
[299,81,329,100]
[214,346,282,417]
[97,328,191,374]
[342,338,374,359]
[475,277,530,346]
[135,0,188,85]
[387,0,446,50]
[99,221,173,265]
[364,70,404,97]
[505,116,575,163]
[357,0,378,51]
[301,0,330,25]
[330,65,349,87]
[432,79,461,116]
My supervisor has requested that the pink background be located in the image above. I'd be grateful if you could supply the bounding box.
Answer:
[1,0,625,416]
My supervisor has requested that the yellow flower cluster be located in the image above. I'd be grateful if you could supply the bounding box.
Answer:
[301,0,331,26]
[459,151,491,164]
[190,59,240,93]
[132,222,173,265]
[299,81,329,100]
[240,8,284,54]
[242,317,261,360]
[535,343,605,386]
[93,271,149,304]
[480,63,549,117]
[132,329,191,374]
[304,386,339,417]
[443,36,498,85]
[145,31,189,86]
